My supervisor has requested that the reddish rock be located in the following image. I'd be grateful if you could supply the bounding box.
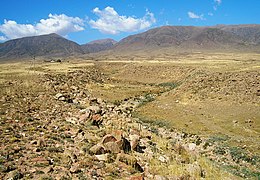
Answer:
[79,112,90,122]
[104,141,121,153]
[130,174,144,180]
[101,134,117,144]
[92,114,101,121]
[112,130,123,141]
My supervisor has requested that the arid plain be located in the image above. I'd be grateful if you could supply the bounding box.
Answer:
[0,52,259,179]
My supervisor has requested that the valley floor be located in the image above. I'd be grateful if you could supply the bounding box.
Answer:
[0,52,259,179]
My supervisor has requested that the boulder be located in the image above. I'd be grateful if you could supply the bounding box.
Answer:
[129,134,140,151]
[55,93,63,99]
[104,141,121,153]
[79,112,90,122]
[101,134,117,144]
[154,175,167,180]
[65,117,78,124]
[116,153,144,172]
[111,130,123,141]
[188,143,196,151]
[89,144,106,155]
[95,154,108,161]
[91,114,103,127]
[130,174,144,180]
[122,137,131,153]
[70,163,81,173]
[88,105,101,114]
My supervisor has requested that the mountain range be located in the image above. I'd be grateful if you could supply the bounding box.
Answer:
[0,24,260,60]
[114,24,260,52]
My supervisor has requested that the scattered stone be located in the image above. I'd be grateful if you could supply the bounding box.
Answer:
[158,155,169,163]
[89,144,106,155]
[37,138,45,147]
[70,163,81,173]
[65,117,77,124]
[245,119,254,123]
[188,143,196,151]
[101,134,117,144]
[129,134,140,151]
[116,153,143,172]
[88,105,102,114]
[130,174,144,180]
[3,67,256,179]
[233,120,238,124]
[104,141,121,153]
[186,163,204,177]
[55,93,63,100]
[154,175,167,180]
[5,170,23,180]
[79,112,90,122]
[95,154,108,161]
[111,130,123,141]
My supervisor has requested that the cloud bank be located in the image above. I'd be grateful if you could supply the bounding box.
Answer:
[0,14,84,40]
[89,6,156,34]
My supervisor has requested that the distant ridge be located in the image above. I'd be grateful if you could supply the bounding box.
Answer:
[81,38,117,53]
[0,24,260,60]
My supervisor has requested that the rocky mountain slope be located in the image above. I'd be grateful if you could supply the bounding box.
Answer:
[216,24,260,44]
[0,34,84,59]
[81,38,117,53]
[113,24,260,52]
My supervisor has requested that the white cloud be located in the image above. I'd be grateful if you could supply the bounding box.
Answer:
[214,0,222,10]
[0,36,7,41]
[215,0,222,5]
[208,12,214,16]
[188,12,205,20]
[89,6,156,34]
[0,14,84,40]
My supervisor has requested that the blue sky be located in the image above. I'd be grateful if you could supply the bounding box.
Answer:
[0,0,259,44]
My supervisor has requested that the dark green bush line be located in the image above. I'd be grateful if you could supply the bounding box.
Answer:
[157,82,180,89]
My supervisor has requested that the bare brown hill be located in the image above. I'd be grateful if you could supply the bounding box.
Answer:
[0,33,84,60]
